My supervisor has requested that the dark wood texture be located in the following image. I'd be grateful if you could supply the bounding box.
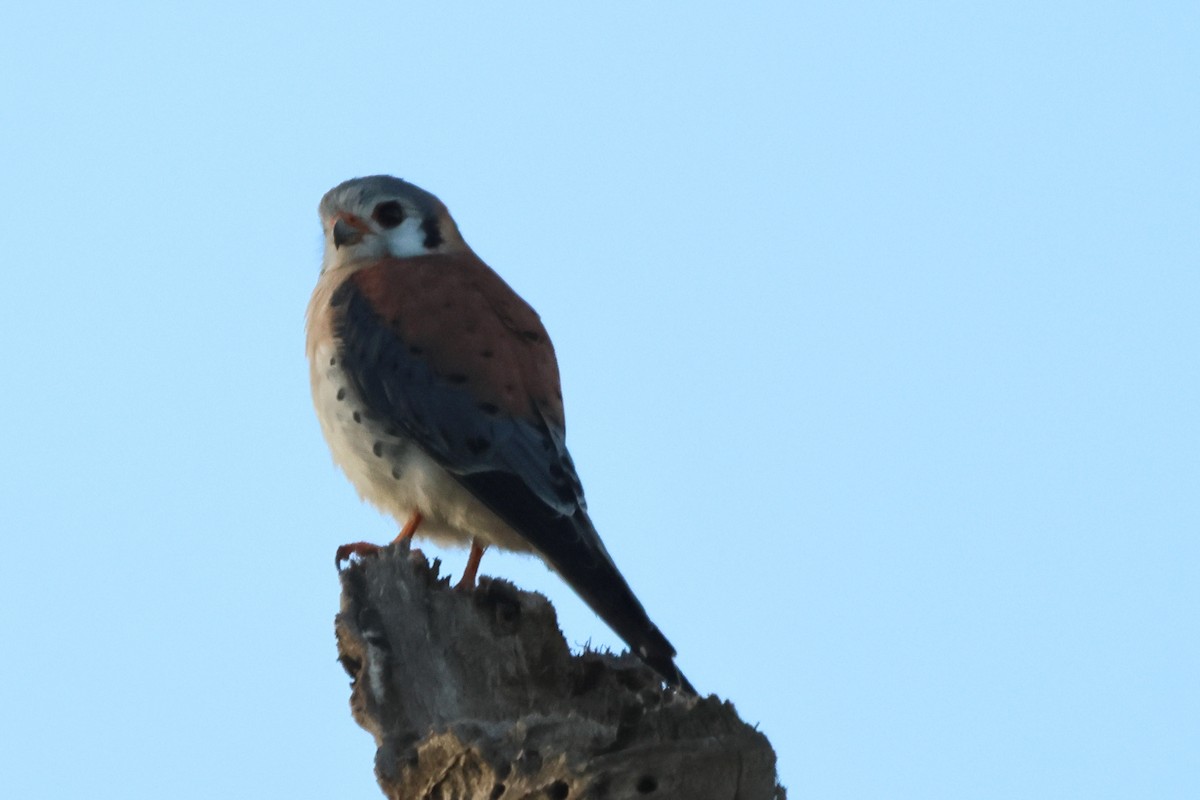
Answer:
[334,543,784,800]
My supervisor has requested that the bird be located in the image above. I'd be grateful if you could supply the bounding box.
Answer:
[306,175,693,693]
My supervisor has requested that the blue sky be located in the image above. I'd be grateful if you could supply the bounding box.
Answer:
[1,2,1197,798]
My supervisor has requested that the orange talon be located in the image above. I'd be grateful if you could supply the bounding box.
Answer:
[334,541,383,566]
[454,539,487,591]
[335,511,424,567]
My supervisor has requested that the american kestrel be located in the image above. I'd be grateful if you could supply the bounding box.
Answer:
[307,176,693,693]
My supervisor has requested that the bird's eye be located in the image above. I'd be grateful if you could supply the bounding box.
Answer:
[372,201,405,229]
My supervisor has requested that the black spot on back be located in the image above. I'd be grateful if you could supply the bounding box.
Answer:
[465,436,492,455]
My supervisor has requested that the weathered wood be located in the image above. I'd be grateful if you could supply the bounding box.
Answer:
[335,542,785,800]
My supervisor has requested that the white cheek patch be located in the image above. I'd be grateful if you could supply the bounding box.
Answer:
[385,217,433,257]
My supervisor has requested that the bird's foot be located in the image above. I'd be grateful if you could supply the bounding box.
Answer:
[335,541,383,567]
[452,540,486,591]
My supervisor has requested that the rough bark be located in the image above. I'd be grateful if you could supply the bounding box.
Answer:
[334,542,785,800]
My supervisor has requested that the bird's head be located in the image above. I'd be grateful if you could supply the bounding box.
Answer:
[318,175,464,272]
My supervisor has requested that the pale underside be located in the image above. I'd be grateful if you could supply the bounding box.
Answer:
[307,275,533,553]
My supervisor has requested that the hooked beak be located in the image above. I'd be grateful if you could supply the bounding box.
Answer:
[332,216,368,249]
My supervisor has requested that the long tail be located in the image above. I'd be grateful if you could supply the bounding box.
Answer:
[542,511,695,694]
[449,469,695,693]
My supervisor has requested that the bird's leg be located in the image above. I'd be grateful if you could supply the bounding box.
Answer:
[335,511,424,566]
[393,511,423,544]
[454,539,487,591]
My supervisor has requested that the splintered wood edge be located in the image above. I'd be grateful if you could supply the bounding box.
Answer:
[334,541,785,800]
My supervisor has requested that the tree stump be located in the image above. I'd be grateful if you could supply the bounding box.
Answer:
[334,542,785,799]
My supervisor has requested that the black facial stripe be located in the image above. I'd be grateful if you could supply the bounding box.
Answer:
[421,216,443,249]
